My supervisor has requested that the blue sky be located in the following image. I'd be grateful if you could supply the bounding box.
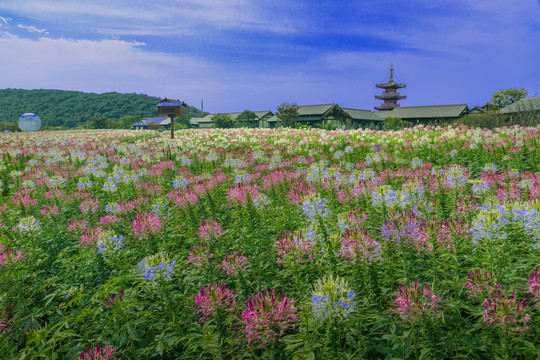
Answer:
[0,0,538,114]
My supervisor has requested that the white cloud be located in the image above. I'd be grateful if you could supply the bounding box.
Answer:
[0,0,300,35]
[0,16,12,25]
[17,24,49,34]
[0,33,222,107]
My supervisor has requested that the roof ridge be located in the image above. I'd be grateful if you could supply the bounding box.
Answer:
[393,104,467,109]
[342,107,375,112]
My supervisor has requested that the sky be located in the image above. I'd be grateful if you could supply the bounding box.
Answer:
[0,0,538,114]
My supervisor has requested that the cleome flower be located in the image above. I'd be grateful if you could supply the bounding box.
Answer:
[275,231,313,266]
[187,244,214,267]
[340,228,380,264]
[199,219,223,240]
[394,281,441,323]
[221,251,250,276]
[241,289,298,345]
[481,289,531,333]
[17,216,40,234]
[311,275,356,321]
[76,344,115,360]
[138,252,176,284]
[194,283,237,323]
[132,211,162,239]
[464,269,501,300]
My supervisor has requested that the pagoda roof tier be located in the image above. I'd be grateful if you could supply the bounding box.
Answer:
[374,105,399,111]
[376,82,406,89]
[375,94,406,100]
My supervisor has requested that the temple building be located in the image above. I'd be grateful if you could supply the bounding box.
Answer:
[375,64,406,111]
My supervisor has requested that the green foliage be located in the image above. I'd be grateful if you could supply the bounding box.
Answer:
[176,114,192,128]
[315,122,338,131]
[382,116,412,130]
[0,121,19,132]
[211,113,236,128]
[0,89,204,129]
[91,116,108,129]
[457,110,540,129]
[236,110,258,128]
[276,102,300,128]
[490,88,528,110]
[120,133,158,143]
[120,115,142,129]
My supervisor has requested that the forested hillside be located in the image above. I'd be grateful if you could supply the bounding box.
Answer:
[0,89,204,129]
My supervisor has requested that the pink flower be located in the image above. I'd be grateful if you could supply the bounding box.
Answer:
[0,248,24,266]
[194,283,237,323]
[527,267,540,303]
[105,290,124,308]
[12,194,38,208]
[221,252,250,275]
[394,281,441,322]
[80,198,100,214]
[0,317,9,332]
[340,228,380,264]
[241,289,298,345]
[100,214,119,226]
[187,244,214,267]
[76,344,115,360]
[481,289,531,332]
[132,212,162,239]
[68,218,89,233]
[40,205,60,217]
[166,189,199,208]
[227,184,260,207]
[80,227,103,245]
[199,219,223,240]
[275,231,313,265]
[464,269,501,300]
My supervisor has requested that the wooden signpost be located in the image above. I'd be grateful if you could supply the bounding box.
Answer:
[157,99,187,139]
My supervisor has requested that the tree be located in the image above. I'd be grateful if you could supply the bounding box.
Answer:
[177,114,192,128]
[211,113,235,128]
[382,116,412,131]
[64,119,78,128]
[276,103,300,128]
[120,115,142,129]
[236,110,258,128]
[490,88,528,110]
[0,122,19,132]
[91,116,108,129]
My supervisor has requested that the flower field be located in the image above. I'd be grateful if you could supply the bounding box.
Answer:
[1,125,540,359]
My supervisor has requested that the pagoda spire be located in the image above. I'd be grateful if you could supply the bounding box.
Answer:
[375,64,406,111]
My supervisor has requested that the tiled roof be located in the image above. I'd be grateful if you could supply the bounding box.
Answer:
[297,104,335,116]
[500,97,540,113]
[192,111,272,123]
[386,104,468,119]
[342,108,385,121]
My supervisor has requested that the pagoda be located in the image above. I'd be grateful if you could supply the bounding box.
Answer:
[374,64,406,111]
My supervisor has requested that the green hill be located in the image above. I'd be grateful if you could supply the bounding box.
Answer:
[0,88,205,128]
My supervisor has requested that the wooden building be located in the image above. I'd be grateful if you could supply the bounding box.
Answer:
[192,111,273,128]
[132,117,170,130]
